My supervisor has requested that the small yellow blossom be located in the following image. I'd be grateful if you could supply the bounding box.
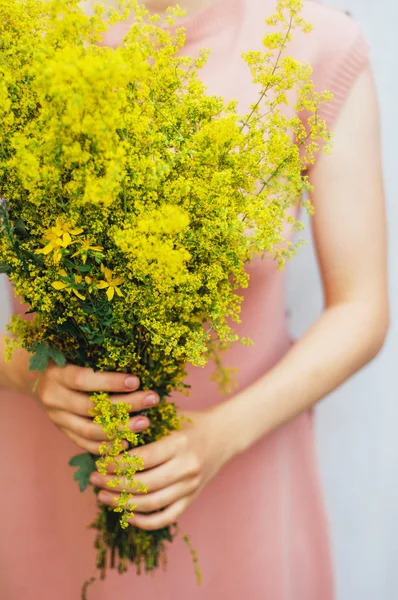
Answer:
[96,264,124,301]
[52,269,86,300]
[71,239,104,264]
[35,218,83,263]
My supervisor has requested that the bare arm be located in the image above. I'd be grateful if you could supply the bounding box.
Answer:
[0,334,36,394]
[216,65,389,455]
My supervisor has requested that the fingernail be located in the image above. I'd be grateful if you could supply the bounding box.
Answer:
[144,393,159,408]
[90,473,102,486]
[134,417,149,431]
[125,375,139,389]
[98,492,108,502]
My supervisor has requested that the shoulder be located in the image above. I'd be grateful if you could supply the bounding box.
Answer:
[244,1,370,129]
[243,1,370,75]
[301,1,369,66]
[303,1,371,129]
[301,0,363,35]
[245,1,369,65]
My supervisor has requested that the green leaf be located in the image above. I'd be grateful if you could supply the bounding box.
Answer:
[29,252,44,267]
[29,343,50,371]
[13,218,28,237]
[0,263,10,273]
[63,259,76,269]
[76,264,91,272]
[29,343,66,371]
[59,321,77,335]
[69,453,97,492]
[80,304,95,313]
[48,346,66,368]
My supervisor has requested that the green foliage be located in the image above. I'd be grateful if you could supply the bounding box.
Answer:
[29,342,66,372]
[69,453,97,492]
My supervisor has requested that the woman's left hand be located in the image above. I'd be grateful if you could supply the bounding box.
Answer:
[90,408,235,530]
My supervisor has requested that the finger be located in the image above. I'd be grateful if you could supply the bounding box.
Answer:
[109,390,160,411]
[50,410,150,441]
[50,364,141,393]
[124,458,186,493]
[59,427,108,454]
[90,455,179,493]
[46,388,159,417]
[97,479,198,514]
[44,388,94,415]
[130,497,190,531]
[107,433,179,474]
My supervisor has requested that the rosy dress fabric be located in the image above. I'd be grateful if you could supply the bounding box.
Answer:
[0,1,369,599]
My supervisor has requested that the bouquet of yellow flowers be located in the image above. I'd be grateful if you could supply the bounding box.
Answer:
[0,0,331,593]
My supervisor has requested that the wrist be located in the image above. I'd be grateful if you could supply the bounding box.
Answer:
[1,344,36,395]
[210,399,252,463]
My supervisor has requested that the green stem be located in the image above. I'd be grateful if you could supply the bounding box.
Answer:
[81,575,96,600]
[256,128,313,196]
[147,96,185,143]
[240,17,294,131]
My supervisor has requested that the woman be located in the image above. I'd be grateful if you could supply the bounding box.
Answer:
[0,0,388,598]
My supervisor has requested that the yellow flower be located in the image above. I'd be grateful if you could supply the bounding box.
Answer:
[96,264,124,301]
[71,239,104,264]
[52,269,86,300]
[35,218,83,263]
[1,0,331,551]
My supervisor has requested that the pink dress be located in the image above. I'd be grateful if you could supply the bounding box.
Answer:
[0,1,369,599]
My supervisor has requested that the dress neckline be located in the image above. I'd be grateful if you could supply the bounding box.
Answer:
[178,0,243,45]
[95,0,244,50]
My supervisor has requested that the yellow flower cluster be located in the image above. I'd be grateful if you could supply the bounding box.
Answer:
[0,0,331,585]
[89,392,147,528]
[35,218,84,263]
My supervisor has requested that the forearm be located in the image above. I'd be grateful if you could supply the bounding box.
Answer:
[0,333,36,394]
[217,300,388,458]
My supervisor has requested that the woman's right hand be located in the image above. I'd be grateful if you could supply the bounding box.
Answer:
[33,363,158,453]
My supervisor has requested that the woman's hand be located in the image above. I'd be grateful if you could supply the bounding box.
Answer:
[90,408,234,530]
[33,363,159,453]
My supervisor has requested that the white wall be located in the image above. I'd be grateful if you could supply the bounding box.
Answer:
[0,276,10,330]
[0,1,396,598]
[286,1,398,599]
